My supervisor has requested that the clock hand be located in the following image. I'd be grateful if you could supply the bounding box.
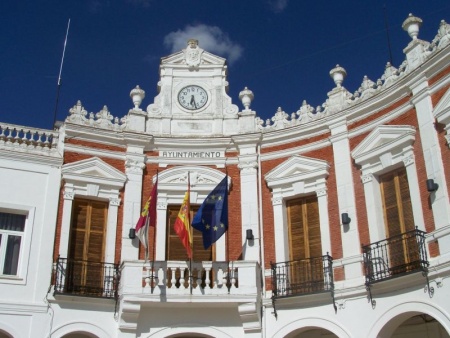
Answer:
[190,95,197,109]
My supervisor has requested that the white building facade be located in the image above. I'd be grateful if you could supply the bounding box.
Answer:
[1,14,450,338]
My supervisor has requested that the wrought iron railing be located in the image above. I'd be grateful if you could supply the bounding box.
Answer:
[362,228,431,307]
[54,257,119,299]
[271,254,334,298]
[362,228,429,284]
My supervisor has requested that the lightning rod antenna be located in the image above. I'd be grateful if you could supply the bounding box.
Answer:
[53,18,71,128]
[383,5,394,65]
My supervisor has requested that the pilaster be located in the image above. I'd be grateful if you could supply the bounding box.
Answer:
[232,133,262,262]
[410,78,450,252]
[329,119,362,280]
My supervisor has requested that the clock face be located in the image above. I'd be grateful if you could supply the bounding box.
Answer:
[178,85,208,110]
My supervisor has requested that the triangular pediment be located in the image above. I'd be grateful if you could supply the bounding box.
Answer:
[62,157,126,187]
[158,166,226,187]
[161,49,226,67]
[434,87,450,124]
[352,125,415,165]
[265,155,329,188]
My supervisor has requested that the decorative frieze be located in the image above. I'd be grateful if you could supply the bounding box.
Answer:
[316,188,328,197]
[109,197,121,206]
[403,154,415,167]
[63,190,74,200]
[361,173,374,184]
[125,158,146,174]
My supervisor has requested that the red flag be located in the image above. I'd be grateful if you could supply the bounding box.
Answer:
[136,178,158,259]
[173,185,192,259]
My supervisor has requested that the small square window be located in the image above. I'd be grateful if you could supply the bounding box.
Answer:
[0,212,26,276]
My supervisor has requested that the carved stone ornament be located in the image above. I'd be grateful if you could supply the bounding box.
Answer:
[130,85,146,109]
[184,39,204,68]
[63,191,74,200]
[109,197,121,206]
[237,160,258,173]
[361,173,374,184]
[403,154,415,167]
[316,188,327,197]
[272,197,283,206]
[125,159,146,174]
[66,100,88,125]
[239,87,254,111]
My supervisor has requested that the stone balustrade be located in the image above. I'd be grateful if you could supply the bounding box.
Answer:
[120,260,261,298]
[0,123,58,153]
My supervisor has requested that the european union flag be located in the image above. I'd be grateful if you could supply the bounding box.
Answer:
[192,176,228,249]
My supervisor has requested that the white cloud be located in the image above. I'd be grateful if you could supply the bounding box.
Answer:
[267,0,288,13]
[163,24,243,65]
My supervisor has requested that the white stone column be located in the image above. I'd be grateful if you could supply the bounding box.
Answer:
[272,195,287,263]
[410,78,450,252]
[105,197,120,263]
[155,196,168,261]
[238,154,260,261]
[316,187,332,256]
[361,173,385,243]
[121,153,146,261]
[59,187,74,258]
[329,119,362,280]
[233,134,262,262]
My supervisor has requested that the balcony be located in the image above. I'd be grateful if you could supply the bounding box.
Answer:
[362,228,429,285]
[120,260,261,298]
[53,257,119,299]
[270,254,334,298]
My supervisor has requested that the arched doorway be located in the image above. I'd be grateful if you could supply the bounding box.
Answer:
[0,330,13,338]
[285,328,338,338]
[390,314,449,337]
[63,333,98,338]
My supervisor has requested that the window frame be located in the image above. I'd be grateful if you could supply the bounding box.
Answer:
[352,125,425,244]
[0,203,35,284]
[154,166,229,262]
[265,155,331,264]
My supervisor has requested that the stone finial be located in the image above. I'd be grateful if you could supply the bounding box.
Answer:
[188,39,199,48]
[329,64,347,87]
[402,13,423,40]
[239,87,254,110]
[130,85,145,109]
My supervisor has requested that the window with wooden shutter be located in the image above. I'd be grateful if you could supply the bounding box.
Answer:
[286,196,323,293]
[166,205,213,261]
[166,205,214,288]
[380,167,418,274]
[67,199,108,295]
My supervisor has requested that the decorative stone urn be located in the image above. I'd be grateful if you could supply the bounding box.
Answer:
[130,85,145,109]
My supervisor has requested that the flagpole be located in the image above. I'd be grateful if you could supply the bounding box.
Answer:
[187,172,193,295]
[151,170,158,292]
[224,166,231,293]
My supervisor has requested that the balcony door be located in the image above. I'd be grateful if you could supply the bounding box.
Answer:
[380,167,419,274]
[287,196,323,294]
[166,205,213,288]
[67,199,107,295]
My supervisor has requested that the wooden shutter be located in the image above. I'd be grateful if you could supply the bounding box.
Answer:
[380,167,414,237]
[166,205,213,261]
[68,199,107,293]
[286,196,323,293]
[380,167,416,274]
[287,196,322,261]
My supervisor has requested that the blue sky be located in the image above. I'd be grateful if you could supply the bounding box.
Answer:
[1,1,449,130]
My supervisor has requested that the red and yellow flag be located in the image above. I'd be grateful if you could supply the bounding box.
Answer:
[135,179,158,255]
[173,190,192,259]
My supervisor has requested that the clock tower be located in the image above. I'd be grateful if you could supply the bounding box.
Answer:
[144,39,253,136]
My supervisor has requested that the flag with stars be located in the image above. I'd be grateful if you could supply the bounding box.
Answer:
[192,176,228,249]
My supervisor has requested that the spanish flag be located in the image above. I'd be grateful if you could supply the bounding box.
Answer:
[173,189,192,259]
